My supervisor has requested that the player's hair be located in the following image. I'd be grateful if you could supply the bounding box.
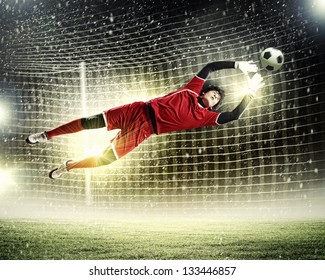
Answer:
[200,84,225,111]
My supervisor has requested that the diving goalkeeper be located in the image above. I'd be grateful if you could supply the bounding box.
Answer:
[26,60,264,179]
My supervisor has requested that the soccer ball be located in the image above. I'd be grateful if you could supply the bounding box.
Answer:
[260,47,284,71]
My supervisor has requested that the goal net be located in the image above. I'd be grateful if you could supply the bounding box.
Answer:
[0,0,324,217]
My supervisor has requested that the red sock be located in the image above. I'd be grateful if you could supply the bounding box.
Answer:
[46,118,84,139]
[67,156,100,170]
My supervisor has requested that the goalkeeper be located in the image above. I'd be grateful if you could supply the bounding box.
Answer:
[26,61,264,179]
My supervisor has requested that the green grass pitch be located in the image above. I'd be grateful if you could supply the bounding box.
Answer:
[1,218,325,260]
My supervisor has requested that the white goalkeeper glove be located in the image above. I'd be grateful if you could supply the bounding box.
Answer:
[246,73,265,97]
[235,61,258,76]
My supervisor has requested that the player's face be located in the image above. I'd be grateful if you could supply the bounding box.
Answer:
[202,90,221,108]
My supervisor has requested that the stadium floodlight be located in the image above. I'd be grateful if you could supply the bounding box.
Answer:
[309,0,325,20]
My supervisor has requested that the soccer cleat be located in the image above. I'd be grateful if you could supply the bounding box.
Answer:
[26,132,48,145]
[49,160,71,179]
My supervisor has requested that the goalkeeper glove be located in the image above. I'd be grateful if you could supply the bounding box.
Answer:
[247,73,265,97]
[235,61,258,76]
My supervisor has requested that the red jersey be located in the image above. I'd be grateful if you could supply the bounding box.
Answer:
[149,75,220,134]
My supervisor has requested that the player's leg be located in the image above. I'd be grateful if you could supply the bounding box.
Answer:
[48,102,155,179]
[26,113,106,144]
[49,145,117,179]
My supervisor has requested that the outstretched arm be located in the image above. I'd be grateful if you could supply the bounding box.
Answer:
[197,60,258,80]
[197,61,235,79]
[184,60,258,93]
[217,73,265,124]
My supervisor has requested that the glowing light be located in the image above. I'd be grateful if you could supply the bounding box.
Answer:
[80,130,112,157]
[310,0,325,20]
[230,75,254,101]
[0,169,15,193]
[0,102,9,125]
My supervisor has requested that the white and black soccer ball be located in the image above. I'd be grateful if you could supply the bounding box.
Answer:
[260,47,284,71]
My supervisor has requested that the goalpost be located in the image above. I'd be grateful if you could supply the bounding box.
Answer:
[80,61,92,206]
